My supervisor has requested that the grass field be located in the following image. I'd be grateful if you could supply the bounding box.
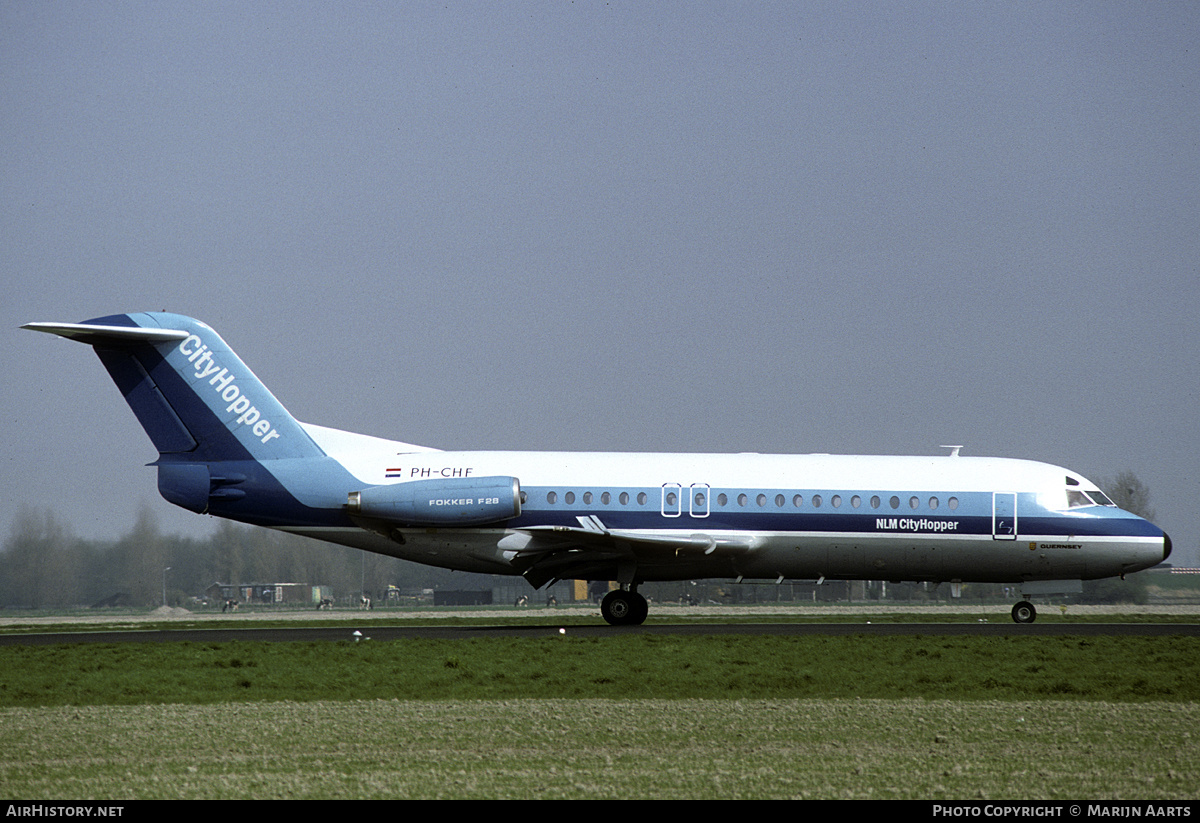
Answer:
[2,698,1196,799]
[0,611,1197,799]
[2,634,1199,704]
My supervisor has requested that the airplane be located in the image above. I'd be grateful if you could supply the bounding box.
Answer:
[24,312,1171,625]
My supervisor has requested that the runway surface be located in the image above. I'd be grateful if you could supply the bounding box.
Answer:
[2,620,1198,645]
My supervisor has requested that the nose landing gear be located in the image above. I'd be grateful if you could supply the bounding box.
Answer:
[1011,600,1037,624]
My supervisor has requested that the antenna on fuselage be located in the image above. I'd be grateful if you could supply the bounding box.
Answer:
[940,445,964,457]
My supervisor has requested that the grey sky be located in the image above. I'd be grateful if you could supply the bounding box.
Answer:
[3,2,1197,566]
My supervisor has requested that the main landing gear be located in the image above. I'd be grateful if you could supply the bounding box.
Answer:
[1011,600,1037,624]
[601,588,649,626]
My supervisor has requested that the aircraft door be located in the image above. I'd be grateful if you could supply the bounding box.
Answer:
[992,492,1017,540]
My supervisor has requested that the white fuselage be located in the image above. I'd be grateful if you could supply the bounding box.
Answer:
[281,428,1168,586]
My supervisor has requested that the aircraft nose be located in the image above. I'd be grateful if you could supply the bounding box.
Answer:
[1163,532,1173,563]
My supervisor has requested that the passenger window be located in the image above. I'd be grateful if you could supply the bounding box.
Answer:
[547,491,557,504]
[775,494,785,507]
[601,492,611,505]
[929,496,939,510]
[890,496,900,509]
[812,494,822,508]
[756,493,767,507]
[637,492,647,505]
[948,497,959,510]
[831,494,842,508]
[565,492,575,504]
[793,494,803,507]
[717,493,728,506]
[909,496,919,509]
[738,493,748,506]
[619,492,629,505]
[583,492,593,504]
[871,495,881,508]
[851,495,861,508]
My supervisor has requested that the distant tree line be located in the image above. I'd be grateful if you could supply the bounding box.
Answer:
[0,506,494,609]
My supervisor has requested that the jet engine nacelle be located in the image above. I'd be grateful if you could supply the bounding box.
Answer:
[347,476,521,526]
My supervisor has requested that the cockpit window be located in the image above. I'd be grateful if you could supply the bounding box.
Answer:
[1066,489,1118,508]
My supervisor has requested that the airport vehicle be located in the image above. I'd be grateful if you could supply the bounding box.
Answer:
[25,313,1171,624]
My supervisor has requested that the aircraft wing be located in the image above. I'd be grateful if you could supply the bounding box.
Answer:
[500,521,762,588]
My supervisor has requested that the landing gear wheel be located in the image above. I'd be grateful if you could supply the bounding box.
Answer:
[1011,601,1037,624]
[630,592,649,625]
[601,590,649,626]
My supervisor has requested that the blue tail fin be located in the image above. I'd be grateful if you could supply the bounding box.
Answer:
[26,313,371,524]
[26,312,325,463]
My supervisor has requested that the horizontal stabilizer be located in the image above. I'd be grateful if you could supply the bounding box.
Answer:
[22,322,189,345]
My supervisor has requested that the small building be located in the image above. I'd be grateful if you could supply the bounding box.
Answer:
[205,582,331,606]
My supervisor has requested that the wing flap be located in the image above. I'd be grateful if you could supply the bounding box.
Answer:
[502,524,763,588]
[519,525,763,555]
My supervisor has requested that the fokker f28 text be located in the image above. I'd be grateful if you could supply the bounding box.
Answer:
[25,313,1171,625]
